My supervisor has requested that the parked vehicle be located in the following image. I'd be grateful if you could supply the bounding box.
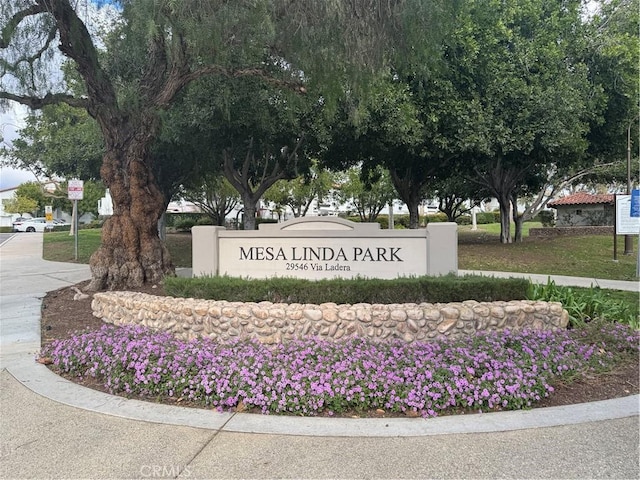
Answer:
[12,217,53,232]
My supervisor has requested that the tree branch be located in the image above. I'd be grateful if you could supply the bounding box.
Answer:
[47,0,118,112]
[1,25,58,78]
[0,4,46,49]
[0,91,88,109]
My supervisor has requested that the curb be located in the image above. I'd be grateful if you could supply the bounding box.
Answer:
[5,352,639,438]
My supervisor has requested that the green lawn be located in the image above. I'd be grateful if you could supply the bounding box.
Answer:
[458,223,638,281]
[43,224,638,281]
[459,221,543,238]
[43,229,103,264]
[43,230,193,267]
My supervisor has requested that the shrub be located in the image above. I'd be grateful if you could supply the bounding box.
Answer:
[255,218,278,227]
[538,210,556,227]
[476,212,500,224]
[393,215,411,228]
[80,220,103,229]
[425,213,448,223]
[527,279,638,329]
[174,218,196,232]
[196,216,214,226]
[166,213,210,228]
[375,216,389,229]
[164,274,530,304]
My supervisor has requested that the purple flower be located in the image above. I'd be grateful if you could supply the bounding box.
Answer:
[39,323,639,417]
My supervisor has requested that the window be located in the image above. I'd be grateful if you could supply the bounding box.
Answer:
[576,209,582,215]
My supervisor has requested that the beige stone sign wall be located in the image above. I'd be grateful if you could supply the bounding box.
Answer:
[192,217,457,279]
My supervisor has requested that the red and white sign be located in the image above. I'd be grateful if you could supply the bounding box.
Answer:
[68,179,84,200]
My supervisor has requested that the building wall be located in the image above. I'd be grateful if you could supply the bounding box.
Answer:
[555,204,614,227]
[0,187,22,227]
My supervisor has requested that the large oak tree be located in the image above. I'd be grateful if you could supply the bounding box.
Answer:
[1,0,450,289]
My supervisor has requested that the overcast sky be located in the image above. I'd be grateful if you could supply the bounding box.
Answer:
[0,1,119,191]
[0,104,36,190]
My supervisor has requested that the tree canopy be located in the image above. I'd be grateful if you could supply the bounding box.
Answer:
[442,0,597,242]
[1,103,103,181]
[1,0,454,289]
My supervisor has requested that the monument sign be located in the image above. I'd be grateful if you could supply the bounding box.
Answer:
[192,217,457,279]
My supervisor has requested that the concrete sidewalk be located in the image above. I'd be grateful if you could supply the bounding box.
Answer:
[460,269,639,292]
[1,233,638,479]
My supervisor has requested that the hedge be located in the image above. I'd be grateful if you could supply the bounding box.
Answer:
[164,274,530,304]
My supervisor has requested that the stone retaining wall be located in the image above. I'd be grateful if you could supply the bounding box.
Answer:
[92,292,569,345]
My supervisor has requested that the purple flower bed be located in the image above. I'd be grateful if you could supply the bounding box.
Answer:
[40,323,639,417]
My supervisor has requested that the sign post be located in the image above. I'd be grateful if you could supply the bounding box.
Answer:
[67,179,84,260]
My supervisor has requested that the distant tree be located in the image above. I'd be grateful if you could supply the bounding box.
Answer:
[448,0,596,243]
[8,182,48,215]
[1,103,103,182]
[583,0,640,164]
[429,163,490,222]
[505,0,640,241]
[335,166,397,222]
[3,195,38,216]
[323,80,431,228]
[182,174,240,226]
[264,162,335,218]
[49,180,106,218]
[174,75,323,230]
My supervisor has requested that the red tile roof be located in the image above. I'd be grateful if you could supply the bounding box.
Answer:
[548,193,614,207]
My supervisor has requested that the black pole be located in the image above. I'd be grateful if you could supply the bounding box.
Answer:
[624,126,634,254]
[613,193,618,262]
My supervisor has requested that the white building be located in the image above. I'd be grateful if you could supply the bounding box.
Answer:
[0,187,27,227]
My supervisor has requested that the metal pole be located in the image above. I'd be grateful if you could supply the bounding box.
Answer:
[613,194,618,262]
[74,199,78,261]
[624,126,634,254]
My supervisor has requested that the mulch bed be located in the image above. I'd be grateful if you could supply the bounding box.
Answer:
[39,282,639,415]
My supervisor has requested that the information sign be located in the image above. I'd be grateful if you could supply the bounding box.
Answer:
[45,205,53,222]
[616,195,640,234]
[631,189,640,218]
[68,179,84,200]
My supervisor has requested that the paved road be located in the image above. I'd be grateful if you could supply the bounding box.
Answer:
[1,233,638,479]
[0,232,16,247]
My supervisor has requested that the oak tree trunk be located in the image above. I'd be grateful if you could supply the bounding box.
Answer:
[388,169,425,229]
[243,197,258,230]
[407,199,421,229]
[87,132,174,291]
[497,195,512,244]
[511,194,524,243]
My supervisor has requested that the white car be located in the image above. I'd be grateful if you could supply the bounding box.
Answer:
[12,217,53,233]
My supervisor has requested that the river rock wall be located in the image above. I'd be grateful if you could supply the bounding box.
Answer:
[91,292,569,344]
